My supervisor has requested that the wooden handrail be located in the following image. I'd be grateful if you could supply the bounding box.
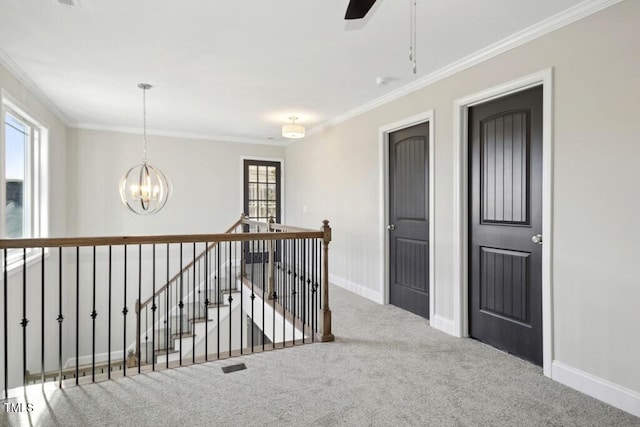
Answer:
[0,216,330,250]
[269,223,320,233]
[0,230,324,250]
[241,218,271,228]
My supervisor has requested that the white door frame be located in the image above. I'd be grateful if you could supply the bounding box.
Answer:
[379,110,435,319]
[452,69,554,377]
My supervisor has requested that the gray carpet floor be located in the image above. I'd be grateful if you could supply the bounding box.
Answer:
[2,285,639,426]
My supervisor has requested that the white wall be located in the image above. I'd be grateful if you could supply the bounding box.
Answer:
[0,62,67,237]
[67,128,284,236]
[0,60,68,388]
[64,128,285,371]
[285,0,640,413]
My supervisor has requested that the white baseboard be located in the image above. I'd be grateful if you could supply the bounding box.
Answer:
[64,350,125,369]
[431,314,457,337]
[552,361,640,417]
[329,274,384,304]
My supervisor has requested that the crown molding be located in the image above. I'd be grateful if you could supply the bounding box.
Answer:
[0,0,623,142]
[72,123,288,147]
[308,0,624,136]
[0,47,70,126]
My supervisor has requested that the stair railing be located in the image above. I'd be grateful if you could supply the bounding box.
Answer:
[0,214,332,398]
[135,214,333,368]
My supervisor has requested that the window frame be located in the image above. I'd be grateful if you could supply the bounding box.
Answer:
[1,92,49,267]
[243,159,282,224]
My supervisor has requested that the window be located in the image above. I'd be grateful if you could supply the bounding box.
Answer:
[243,159,281,264]
[243,160,281,223]
[1,98,47,249]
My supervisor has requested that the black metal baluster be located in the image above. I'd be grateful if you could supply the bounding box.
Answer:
[137,245,142,373]
[166,243,170,369]
[318,239,322,323]
[57,247,63,388]
[152,244,156,371]
[262,240,265,352]
[272,242,276,349]
[19,248,28,386]
[123,245,128,377]
[179,244,183,365]
[204,243,209,361]
[217,242,220,359]
[303,239,308,344]
[192,242,196,364]
[286,239,292,343]
[261,239,266,295]
[292,240,297,345]
[281,237,287,312]
[281,239,285,347]
[108,246,112,379]
[75,246,79,385]
[250,240,255,352]
[228,241,232,357]
[91,246,97,382]
[312,240,317,339]
[41,247,45,385]
[309,239,313,339]
[144,306,148,365]
[239,240,243,355]
[3,249,7,397]
[195,250,199,325]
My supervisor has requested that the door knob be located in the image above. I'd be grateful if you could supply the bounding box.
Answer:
[531,234,543,245]
[387,224,395,230]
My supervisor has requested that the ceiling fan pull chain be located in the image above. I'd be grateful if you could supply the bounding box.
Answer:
[409,0,414,62]
[412,0,417,74]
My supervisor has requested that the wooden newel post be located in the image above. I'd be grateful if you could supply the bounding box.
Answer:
[320,220,335,342]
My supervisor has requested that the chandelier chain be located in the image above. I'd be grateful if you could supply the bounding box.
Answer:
[142,86,147,164]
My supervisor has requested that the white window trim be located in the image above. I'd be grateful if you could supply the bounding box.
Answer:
[1,90,50,271]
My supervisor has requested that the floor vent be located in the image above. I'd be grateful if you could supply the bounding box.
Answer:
[221,363,247,374]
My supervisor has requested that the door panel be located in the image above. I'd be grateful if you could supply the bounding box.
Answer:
[389,122,429,319]
[469,86,543,365]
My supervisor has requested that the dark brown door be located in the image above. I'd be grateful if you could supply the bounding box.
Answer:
[389,122,429,319]
[469,86,543,365]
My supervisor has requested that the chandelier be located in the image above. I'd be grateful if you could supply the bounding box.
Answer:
[119,83,170,215]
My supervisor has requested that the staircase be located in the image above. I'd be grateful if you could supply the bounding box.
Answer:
[2,215,333,394]
[143,269,307,366]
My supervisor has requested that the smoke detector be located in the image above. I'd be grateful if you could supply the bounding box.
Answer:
[53,0,79,8]
[376,77,390,87]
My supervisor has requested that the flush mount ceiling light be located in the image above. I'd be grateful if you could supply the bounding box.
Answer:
[119,83,170,215]
[281,116,305,139]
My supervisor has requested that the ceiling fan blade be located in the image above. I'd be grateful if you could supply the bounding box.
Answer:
[345,0,377,20]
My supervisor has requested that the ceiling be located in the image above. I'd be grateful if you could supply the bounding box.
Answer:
[0,0,588,144]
